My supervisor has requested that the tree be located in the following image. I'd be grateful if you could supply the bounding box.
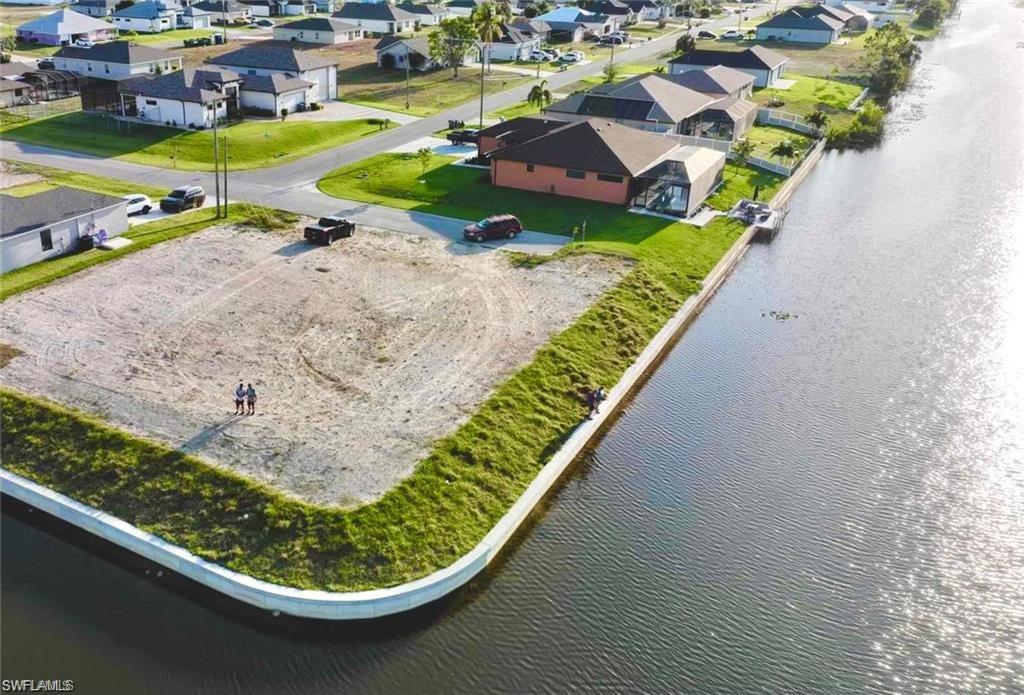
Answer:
[602,62,620,82]
[527,79,552,110]
[523,3,539,17]
[864,22,920,97]
[535,0,551,13]
[428,16,477,77]
[417,146,433,174]
[731,138,754,177]
[114,0,135,9]
[915,0,950,27]
[473,1,506,127]
[805,110,829,131]
[770,139,797,162]
[675,33,696,54]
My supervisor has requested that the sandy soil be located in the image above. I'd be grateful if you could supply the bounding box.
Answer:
[0,161,43,190]
[0,224,625,506]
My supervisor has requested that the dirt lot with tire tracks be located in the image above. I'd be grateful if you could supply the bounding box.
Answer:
[0,223,626,506]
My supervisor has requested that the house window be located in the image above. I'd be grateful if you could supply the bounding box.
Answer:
[248,69,256,75]
[526,164,535,172]
[104,64,109,73]
[565,169,586,179]
[40,229,53,251]
[597,173,623,183]
[146,99,157,105]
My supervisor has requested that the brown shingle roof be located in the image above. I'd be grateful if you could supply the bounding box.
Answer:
[489,119,679,177]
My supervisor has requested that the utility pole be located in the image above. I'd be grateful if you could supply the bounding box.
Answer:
[222,2,228,45]
[212,106,221,217]
[404,43,411,111]
[222,135,228,214]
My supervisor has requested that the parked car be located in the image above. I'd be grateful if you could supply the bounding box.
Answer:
[122,194,152,216]
[559,50,584,63]
[545,47,562,59]
[255,18,274,27]
[610,30,629,40]
[159,186,205,213]
[528,49,553,61]
[720,29,743,39]
[697,30,718,39]
[36,58,55,69]
[447,129,479,145]
[584,33,603,42]
[73,38,95,48]
[304,216,354,245]
[463,214,522,242]
[599,35,626,45]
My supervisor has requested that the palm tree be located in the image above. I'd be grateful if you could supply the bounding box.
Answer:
[805,110,829,132]
[770,139,798,163]
[527,79,552,112]
[731,138,754,177]
[473,1,505,128]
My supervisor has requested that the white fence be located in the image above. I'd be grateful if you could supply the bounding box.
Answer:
[756,108,823,137]
[672,134,732,152]
[847,87,870,111]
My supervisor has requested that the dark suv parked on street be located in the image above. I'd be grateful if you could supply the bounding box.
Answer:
[463,214,523,242]
[160,186,206,213]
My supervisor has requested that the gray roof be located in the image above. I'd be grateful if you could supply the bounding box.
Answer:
[476,115,567,145]
[663,64,754,95]
[333,3,419,21]
[208,40,340,71]
[490,119,679,177]
[275,16,359,32]
[758,7,844,32]
[1,186,124,238]
[17,8,113,35]
[510,17,551,35]
[182,5,210,16]
[498,22,532,45]
[0,79,32,93]
[374,35,429,56]
[192,0,250,13]
[241,72,313,93]
[702,95,758,122]
[113,1,174,18]
[396,2,447,15]
[548,74,715,124]
[121,67,240,103]
[54,41,181,64]
[668,45,789,71]
[0,62,35,78]
[579,0,632,16]
[71,0,118,7]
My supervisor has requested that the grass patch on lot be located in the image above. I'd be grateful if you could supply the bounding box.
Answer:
[1,181,59,197]
[0,201,297,301]
[338,63,531,116]
[693,36,874,78]
[743,124,816,160]
[118,28,217,45]
[706,162,785,211]
[754,73,862,129]
[488,100,543,120]
[1,198,745,590]
[0,113,384,171]
[2,160,168,200]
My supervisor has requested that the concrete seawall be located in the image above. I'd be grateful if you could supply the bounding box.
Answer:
[1,143,827,621]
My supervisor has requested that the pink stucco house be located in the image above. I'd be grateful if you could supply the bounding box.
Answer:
[16,8,118,47]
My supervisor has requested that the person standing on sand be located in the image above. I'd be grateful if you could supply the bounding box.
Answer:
[246,383,257,415]
[234,382,246,415]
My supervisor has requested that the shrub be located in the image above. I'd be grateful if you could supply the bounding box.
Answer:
[827,100,885,149]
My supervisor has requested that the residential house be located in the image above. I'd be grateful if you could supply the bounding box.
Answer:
[755,7,844,44]
[475,115,567,157]
[0,62,37,81]
[374,36,432,70]
[332,3,418,33]
[489,118,726,217]
[509,17,551,42]
[0,80,34,108]
[236,72,316,115]
[816,3,873,30]
[824,0,894,12]
[396,2,450,25]
[0,187,128,274]
[444,0,484,16]
[624,0,668,22]
[487,23,541,62]
[241,0,315,17]
[663,65,755,99]
[579,0,635,25]
[667,46,789,87]
[207,40,339,100]
[69,0,118,18]
[112,2,178,34]
[16,9,118,47]
[119,67,241,126]
[54,41,183,80]
[178,4,213,28]
[193,0,253,23]
[274,17,364,43]
[534,6,617,41]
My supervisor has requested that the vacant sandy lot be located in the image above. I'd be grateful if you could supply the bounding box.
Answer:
[0,224,625,506]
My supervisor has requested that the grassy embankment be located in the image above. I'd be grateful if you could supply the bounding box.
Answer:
[2,157,751,591]
[0,113,386,171]
[0,161,294,300]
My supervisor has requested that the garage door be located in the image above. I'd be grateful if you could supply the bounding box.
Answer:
[309,68,328,100]
[280,90,305,113]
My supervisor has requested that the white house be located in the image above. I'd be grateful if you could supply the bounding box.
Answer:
[667,46,789,88]
[375,35,433,71]
[331,3,418,33]
[444,0,483,16]
[396,2,449,25]
[534,6,617,41]
[238,72,315,115]
[192,0,253,23]
[624,0,668,21]
[69,0,118,18]
[207,40,339,100]
[825,0,894,11]
[178,5,213,28]
[487,22,541,62]
[0,187,128,274]
[54,41,183,79]
[273,17,364,43]
[111,1,178,33]
[754,7,844,44]
[119,67,239,126]
[241,0,314,17]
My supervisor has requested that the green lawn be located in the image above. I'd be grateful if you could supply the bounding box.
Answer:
[742,124,815,161]
[705,162,785,211]
[2,159,167,200]
[488,100,543,120]
[0,113,385,171]
[754,73,863,129]
[338,63,531,117]
[118,28,217,45]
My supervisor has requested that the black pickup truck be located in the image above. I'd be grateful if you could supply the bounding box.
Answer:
[304,216,355,245]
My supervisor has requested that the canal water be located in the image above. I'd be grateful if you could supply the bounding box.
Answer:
[2,3,1022,693]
